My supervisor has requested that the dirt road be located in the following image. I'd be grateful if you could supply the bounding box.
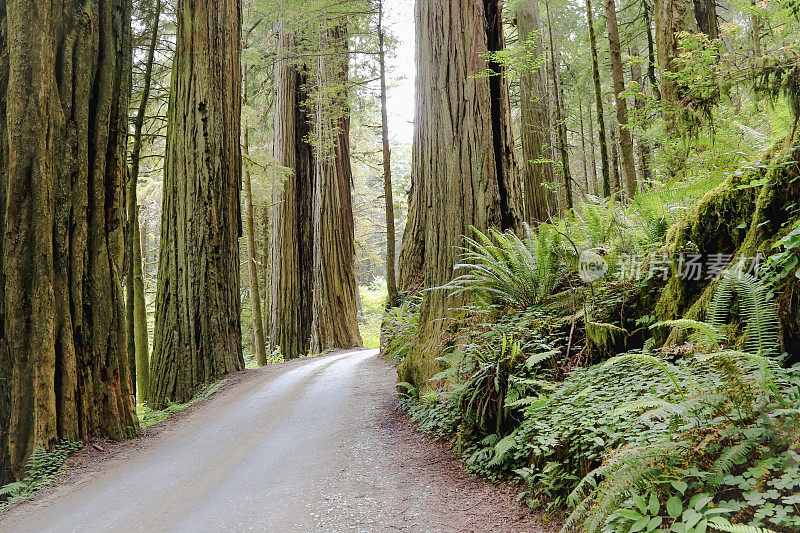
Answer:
[1,349,548,532]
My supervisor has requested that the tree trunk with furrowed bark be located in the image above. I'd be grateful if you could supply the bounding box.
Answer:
[311,24,363,353]
[270,21,315,359]
[517,0,556,222]
[0,0,139,480]
[148,0,244,408]
[398,0,521,390]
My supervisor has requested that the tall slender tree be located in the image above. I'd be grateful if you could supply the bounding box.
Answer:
[378,1,399,305]
[311,24,363,352]
[128,0,162,402]
[243,66,268,366]
[0,0,139,480]
[518,0,556,222]
[586,0,612,197]
[149,0,244,407]
[270,20,315,359]
[398,0,521,389]
[605,0,638,197]
[546,0,573,210]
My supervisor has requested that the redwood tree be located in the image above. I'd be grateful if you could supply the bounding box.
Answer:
[0,0,139,480]
[517,0,556,222]
[398,0,521,389]
[311,24,363,352]
[270,21,315,359]
[149,0,244,407]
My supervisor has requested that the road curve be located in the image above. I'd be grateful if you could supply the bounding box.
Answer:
[1,349,540,532]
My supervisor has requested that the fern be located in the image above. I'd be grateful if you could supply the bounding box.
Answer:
[445,224,562,308]
[708,518,778,533]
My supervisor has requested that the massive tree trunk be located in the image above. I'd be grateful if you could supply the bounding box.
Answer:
[398,0,522,389]
[586,0,612,197]
[149,0,244,408]
[270,22,315,359]
[311,24,363,352]
[378,2,399,305]
[517,0,556,222]
[128,0,161,402]
[0,0,139,480]
[605,0,638,198]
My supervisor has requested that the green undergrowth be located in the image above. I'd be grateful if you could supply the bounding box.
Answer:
[384,150,800,531]
[0,440,82,510]
[137,380,228,429]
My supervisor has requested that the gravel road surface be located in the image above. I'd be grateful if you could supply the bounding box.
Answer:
[1,349,551,532]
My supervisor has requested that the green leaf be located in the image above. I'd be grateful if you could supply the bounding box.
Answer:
[672,481,689,495]
[649,492,660,515]
[667,496,684,518]
[617,509,644,521]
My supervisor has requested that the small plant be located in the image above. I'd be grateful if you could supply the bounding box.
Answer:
[381,297,420,367]
[0,440,82,510]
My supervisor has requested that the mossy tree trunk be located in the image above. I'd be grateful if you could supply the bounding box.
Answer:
[149,0,244,408]
[311,24,363,353]
[398,0,522,389]
[0,0,139,480]
[654,132,800,361]
[270,21,315,359]
[517,0,556,222]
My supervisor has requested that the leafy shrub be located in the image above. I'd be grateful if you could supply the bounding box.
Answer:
[564,351,799,532]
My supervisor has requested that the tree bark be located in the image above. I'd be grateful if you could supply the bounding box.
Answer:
[693,0,719,39]
[0,0,139,479]
[643,0,662,101]
[546,0,573,210]
[655,0,697,134]
[588,102,600,195]
[631,50,653,184]
[579,98,590,195]
[750,0,762,57]
[128,0,161,403]
[517,0,556,222]
[398,0,522,389]
[149,0,244,408]
[243,69,267,366]
[378,2,399,305]
[605,0,638,198]
[311,24,363,352]
[270,21,315,359]
[587,0,612,197]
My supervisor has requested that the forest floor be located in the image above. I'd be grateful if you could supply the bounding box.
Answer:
[0,349,555,532]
